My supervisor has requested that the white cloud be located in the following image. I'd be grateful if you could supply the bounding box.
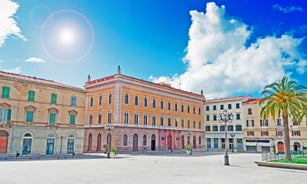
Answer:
[273,4,303,13]
[0,0,26,47]
[3,67,21,74]
[25,57,46,63]
[151,2,306,99]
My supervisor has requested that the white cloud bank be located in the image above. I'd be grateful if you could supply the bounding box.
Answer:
[151,2,307,99]
[25,57,46,63]
[3,67,21,74]
[0,0,26,47]
[273,4,303,13]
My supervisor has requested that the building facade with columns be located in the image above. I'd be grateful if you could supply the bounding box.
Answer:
[243,98,307,153]
[83,67,206,153]
[0,71,86,157]
[204,96,252,152]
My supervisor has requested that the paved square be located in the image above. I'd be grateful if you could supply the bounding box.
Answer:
[0,153,306,184]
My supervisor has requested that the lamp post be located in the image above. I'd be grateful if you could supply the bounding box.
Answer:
[218,109,233,166]
[60,136,63,155]
[104,122,114,158]
[271,135,276,154]
[230,133,235,153]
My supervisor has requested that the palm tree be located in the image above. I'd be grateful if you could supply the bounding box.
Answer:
[260,76,307,161]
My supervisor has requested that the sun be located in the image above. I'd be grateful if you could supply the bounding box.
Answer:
[58,27,76,46]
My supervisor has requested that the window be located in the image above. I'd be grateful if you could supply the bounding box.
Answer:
[99,95,102,106]
[134,113,139,125]
[206,115,210,121]
[199,121,202,129]
[277,131,283,137]
[67,136,74,154]
[143,135,147,146]
[214,138,218,148]
[134,96,138,105]
[193,107,195,114]
[0,108,11,124]
[175,119,178,127]
[261,131,269,136]
[206,106,209,111]
[247,131,254,136]
[71,96,76,106]
[90,97,93,107]
[292,131,301,136]
[213,115,217,121]
[212,126,218,131]
[152,116,156,126]
[107,111,112,123]
[236,103,240,109]
[293,121,299,126]
[152,99,156,108]
[193,121,196,129]
[235,125,242,131]
[228,104,232,109]
[144,98,147,107]
[51,94,57,104]
[260,119,268,127]
[187,106,190,113]
[89,114,93,125]
[26,111,34,123]
[207,138,211,149]
[144,114,148,126]
[160,117,164,126]
[228,125,234,131]
[213,105,216,110]
[123,135,128,146]
[2,86,10,99]
[206,126,211,131]
[199,108,201,115]
[49,113,56,125]
[98,113,102,124]
[168,118,171,126]
[181,105,184,112]
[246,120,254,127]
[124,112,129,124]
[70,114,76,125]
[187,120,191,128]
[276,119,282,126]
[248,108,252,115]
[124,94,129,104]
[108,94,112,104]
[220,125,225,131]
[236,113,241,120]
[160,101,164,109]
[220,104,224,110]
[181,119,184,127]
[168,102,171,110]
[175,103,178,111]
[28,90,35,101]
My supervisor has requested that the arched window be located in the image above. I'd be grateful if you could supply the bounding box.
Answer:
[108,94,112,104]
[144,97,148,107]
[193,107,195,114]
[123,134,128,146]
[199,107,201,115]
[97,134,102,151]
[124,112,129,124]
[168,117,171,126]
[175,103,178,112]
[181,105,184,112]
[124,94,129,104]
[88,134,92,151]
[168,102,171,110]
[152,99,156,108]
[135,96,138,105]
[107,111,112,123]
[199,121,202,129]
[187,106,190,113]
[199,136,202,145]
[188,120,191,128]
[90,97,93,107]
[143,135,147,146]
[160,101,164,109]
[193,121,196,129]
[134,113,139,125]
[144,114,148,126]
[99,95,102,106]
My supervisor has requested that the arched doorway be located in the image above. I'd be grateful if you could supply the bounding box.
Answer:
[97,134,102,152]
[193,136,196,149]
[0,130,9,153]
[151,134,156,151]
[22,133,32,155]
[88,134,92,152]
[133,134,138,151]
[67,134,75,154]
[277,141,284,153]
[167,133,172,150]
[46,133,55,155]
[181,135,185,149]
[294,142,300,151]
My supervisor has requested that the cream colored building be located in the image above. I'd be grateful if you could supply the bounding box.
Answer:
[204,96,251,152]
[0,71,86,156]
[243,98,307,153]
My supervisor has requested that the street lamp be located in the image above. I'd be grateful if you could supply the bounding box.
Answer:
[104,122,114,158]
[218,109,233,166]
[60,136,63,155]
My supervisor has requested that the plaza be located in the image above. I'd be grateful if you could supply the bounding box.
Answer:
[1,152,307,184]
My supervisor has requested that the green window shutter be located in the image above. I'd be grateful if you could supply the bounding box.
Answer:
[28,90,35,101]
[7,109,12,121]
[49,113,56,125]
[70,114,76,125]
[2,86,10,99]
[26,111,33,122]
[71,96,76,106]
[51,94,57,104]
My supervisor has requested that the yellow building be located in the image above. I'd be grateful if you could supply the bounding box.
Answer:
[0,71,86,157]
[243,98,307,153]
[83,66,205,153]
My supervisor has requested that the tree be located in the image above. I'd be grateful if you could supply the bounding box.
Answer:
[260,76,307,161]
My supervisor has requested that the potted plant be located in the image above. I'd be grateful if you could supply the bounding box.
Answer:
[110,146,117,158]
[103,144,108,153]
[186,145,192,155]
[234,146,238,153]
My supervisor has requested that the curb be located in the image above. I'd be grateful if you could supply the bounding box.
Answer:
[255,161,307,170]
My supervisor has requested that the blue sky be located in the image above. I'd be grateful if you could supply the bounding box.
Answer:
[0,0,306,99]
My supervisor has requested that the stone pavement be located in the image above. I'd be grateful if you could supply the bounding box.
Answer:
[0,152,306,184]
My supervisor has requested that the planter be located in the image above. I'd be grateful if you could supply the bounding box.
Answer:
[110,152,116,158]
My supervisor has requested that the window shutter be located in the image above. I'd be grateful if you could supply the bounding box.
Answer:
[70,114,76,124]
[7,109,12,121]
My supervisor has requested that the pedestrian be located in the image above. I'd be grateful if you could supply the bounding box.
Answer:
[16,151,20,159]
